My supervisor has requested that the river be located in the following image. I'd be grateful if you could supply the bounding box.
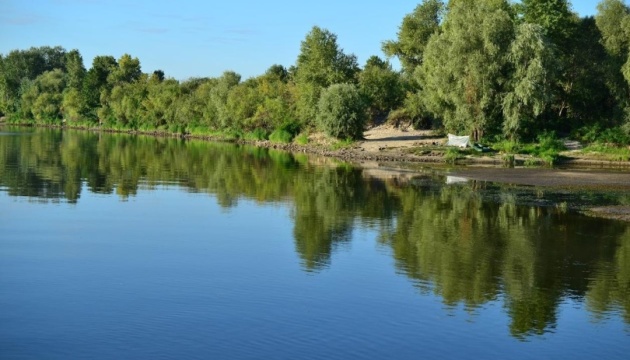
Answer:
[1,127,629,359]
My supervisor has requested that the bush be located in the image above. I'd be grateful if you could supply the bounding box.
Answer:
[269,129,293,143]
[316,84,367,140]
[244,128,269,141]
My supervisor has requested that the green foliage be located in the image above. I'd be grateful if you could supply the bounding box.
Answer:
[269,129,294,143]
[294,26,359,124]
[420,0,514,141]
[295,133,309,145]
[581,144,630,161]
[502,23,555,140]
[382,0,444,74]
[244,128,269,141]
[576,124,630,145]
[20,69,66,123]
[316,83,367,140]
[358,56,405,122]
[269,121,302,143]
[520,132,565,165]
[444,147,460,164]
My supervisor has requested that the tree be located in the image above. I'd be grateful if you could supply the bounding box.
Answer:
[294,26,359,124]
[358,56,405,122]
[316,83,367,140]
[82,55,118,120]
[596,0,630,131]
[382,0,445,74]
[107,54,141,85]
[520,0,576,44]
[420,0,514,140]
[20,69,66,122]
[502,23,556,140]
[0,46,67,114]
[65,49,86,90]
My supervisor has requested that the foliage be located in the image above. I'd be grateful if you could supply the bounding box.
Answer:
[294,26,359,124]
[419,0,514,141]
[358,56,405,122]
[502,23,555,140]
[382,0,445,74]
[2,4,630,146]
[316,83,367,140]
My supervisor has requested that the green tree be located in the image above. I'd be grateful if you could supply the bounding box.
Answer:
[382,0,445,74]
[596,0,630,131]
[502,23,556,140]
[0,46,67,115]
[520,0,576,44]
[20,69,66,123]
[108,54,141,85]
[65,49,86,91]
[294,26,359,124]
[82,55,118,121]
[420,0,514,140]
[358,56,405,122]
[317,83,367,140]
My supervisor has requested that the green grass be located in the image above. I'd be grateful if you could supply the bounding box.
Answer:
[581,144,630,161]
[269,129,294,143]
[244,128,269,141]
[444,147,461,164]
[295,133,309,145]
[330,138,354,150]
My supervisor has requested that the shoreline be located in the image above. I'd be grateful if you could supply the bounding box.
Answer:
[3,122,630,221]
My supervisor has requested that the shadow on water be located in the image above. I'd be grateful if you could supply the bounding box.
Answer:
[1,127,629,339]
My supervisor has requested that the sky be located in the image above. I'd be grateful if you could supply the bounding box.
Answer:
[0,0,608,81]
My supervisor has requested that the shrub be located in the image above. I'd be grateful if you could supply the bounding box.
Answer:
[244,128,269,141]
[316,84,367,140]
[269,129,293,143]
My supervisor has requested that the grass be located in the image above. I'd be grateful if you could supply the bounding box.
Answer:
[580,144,630,161]
[444,147,461,164]
[244,128,269,141]
[330,138,355,150]
[295,133,309,145]
[269,129,294,143]
[490,133,564,166]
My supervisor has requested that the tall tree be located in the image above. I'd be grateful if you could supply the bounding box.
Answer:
[520,0,580,124]
[107,54,142,85]
[82,55,118,119]
[358,56,405,122]
[64,49,86,91]
[20,69,66,122]
[382,0,445,74]
[596,0,630,130]
[502,23,556,140]
[0,46,67,114]
[420,0,515,140]
[294,26,359,124]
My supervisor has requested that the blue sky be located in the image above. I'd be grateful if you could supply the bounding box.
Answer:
[0,0,607,80]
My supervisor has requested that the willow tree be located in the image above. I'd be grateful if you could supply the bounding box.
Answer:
[596,0,630,131]
[420,0,514,140]
[502,23,556,140]
[382,0,445,75]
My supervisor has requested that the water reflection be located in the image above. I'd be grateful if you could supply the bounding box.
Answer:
[1,127,629,338]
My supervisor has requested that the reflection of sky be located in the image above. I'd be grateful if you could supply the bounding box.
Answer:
[1,184,629,359]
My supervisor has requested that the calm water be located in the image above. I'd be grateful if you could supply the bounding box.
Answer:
[1,128,629,359]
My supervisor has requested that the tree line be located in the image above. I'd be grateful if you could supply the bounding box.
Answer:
[1,0,630,144]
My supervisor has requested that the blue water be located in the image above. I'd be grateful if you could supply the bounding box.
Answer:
[0,129,629,359]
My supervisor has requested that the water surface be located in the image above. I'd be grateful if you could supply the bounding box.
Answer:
[1,128,629,359]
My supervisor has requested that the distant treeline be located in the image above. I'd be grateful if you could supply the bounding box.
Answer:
[1,0,630,144]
